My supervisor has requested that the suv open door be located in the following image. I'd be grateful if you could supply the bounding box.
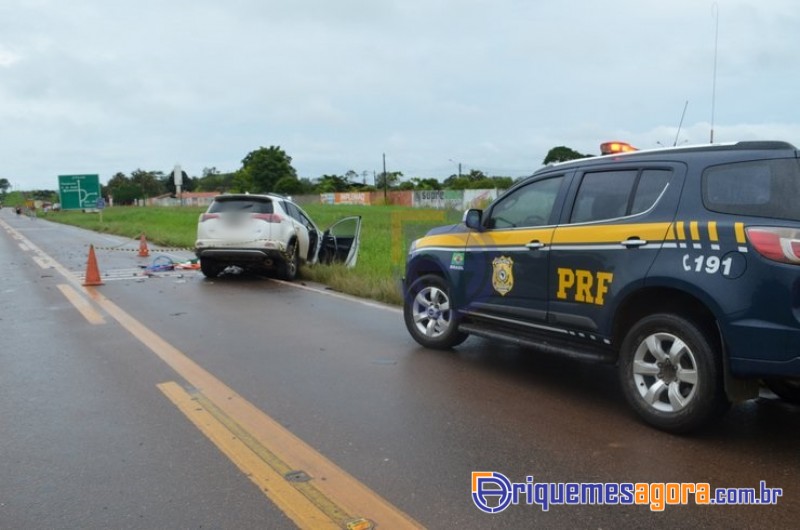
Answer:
[318,216,362,267]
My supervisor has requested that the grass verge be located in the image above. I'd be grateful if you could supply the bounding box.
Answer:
[41,204,462,306]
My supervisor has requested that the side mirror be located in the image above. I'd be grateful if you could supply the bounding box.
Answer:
[463,209,483,230]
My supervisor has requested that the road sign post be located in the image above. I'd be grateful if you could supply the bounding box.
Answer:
[96,196,106,222]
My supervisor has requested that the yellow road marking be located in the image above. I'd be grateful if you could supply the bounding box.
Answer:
[191,391,356,523]
[158,382,341,530]
[85,286,423,529]
[56,284,106,325]
[3,217,423,529]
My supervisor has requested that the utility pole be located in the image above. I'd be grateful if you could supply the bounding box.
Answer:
[382,153,387,203]
[449,159,462,179]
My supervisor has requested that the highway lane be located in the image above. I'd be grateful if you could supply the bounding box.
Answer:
[2,208,799,529]
[0,210,295,528]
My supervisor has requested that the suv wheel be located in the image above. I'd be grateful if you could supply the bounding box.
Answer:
[277,241,299,281]
[403,274,468,349]
[764,378,800,404]
[200,258,225,278]
[618,313,729,433]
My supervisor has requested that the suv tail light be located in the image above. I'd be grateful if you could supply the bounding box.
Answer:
[200,213,220,222]
[746,227,800,264]
[251,213,283,223]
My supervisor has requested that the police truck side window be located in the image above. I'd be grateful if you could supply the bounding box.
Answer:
[630,169,671,215]
[571,170,637,223]
[486,176,564,229]
[571,169,671,223]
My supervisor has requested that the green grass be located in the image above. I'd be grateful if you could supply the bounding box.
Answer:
[42,205,462,305]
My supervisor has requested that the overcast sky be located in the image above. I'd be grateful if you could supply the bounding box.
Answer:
[2,0,798,190]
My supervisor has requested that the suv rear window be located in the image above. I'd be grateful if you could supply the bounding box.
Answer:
[703,159,800,221]
[208,198,274,214]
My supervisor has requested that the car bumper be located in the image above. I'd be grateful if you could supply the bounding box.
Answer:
[196,247,288,261]
[725,319,800,378]
[195,237,287,259]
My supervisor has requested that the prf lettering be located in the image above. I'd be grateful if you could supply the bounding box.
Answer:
[556,268,614,306]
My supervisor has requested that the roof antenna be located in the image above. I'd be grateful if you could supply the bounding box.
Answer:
[674,100,688,146]
[710,2,719,143]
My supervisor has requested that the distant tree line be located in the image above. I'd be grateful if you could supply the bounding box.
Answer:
[4,145,593,204]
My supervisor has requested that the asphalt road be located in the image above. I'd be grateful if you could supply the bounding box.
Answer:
[1,208,798,529]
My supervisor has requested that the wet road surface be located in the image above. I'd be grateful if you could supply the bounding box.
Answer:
[1,209,798,529]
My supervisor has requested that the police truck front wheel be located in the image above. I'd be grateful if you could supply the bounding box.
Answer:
[404,274,468,349]
[618,313,729,433]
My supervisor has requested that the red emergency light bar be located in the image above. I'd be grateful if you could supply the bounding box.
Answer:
[600,141,638,155]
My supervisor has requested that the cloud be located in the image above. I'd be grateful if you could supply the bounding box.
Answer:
[0,0,798,189]
[0,47,20,67]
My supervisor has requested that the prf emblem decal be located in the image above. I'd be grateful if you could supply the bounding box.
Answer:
[492,256,514,296]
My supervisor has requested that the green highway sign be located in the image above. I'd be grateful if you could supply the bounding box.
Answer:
[59,174,100,210]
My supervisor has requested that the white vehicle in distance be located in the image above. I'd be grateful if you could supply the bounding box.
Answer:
[195,193,361,280]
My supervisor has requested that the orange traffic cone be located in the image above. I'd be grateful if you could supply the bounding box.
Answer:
[138,233,150,257]
[83,244,104,286]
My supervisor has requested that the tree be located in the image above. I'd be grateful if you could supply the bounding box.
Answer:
[240,146,297,193]
[274,175,304,196]
[130,169,166,198]
[30,189,58,201]
[297,178,316,194]
[345,170,360,184]
[443,169,487,189]
[397,180,415,191]
[543,146,591,165]
[0,178,10,196]
[197,167,236,193]
[316,174,351,193]
[490,176,514,189]
[414,178,442,190]
[104,173,141,205]
[375,171,403,190]
[232,169,253,193]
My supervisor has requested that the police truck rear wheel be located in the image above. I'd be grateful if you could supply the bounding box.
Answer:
[404,274,468,349]
[618,313,728,433]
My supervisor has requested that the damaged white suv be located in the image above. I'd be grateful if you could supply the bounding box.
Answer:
[195,193,361,280]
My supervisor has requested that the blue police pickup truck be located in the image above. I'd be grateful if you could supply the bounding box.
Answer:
[403,141,800,433]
